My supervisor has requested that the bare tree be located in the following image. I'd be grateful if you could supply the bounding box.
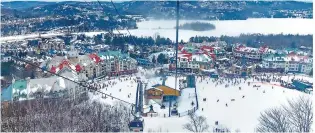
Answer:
[256,107,292,132]
[1,91,132,132]
[183,112,209,133]
[283,96,313,132]
[256,96,313,132]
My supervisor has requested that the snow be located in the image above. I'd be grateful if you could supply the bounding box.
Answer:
[195,78,309,131]
[89,76,139,106]
[143,75,312,132]
[201,69,216,73]
[26,70,78,96]
[87,67,312,132]
[122,18,313,42]
[2,18,311,43]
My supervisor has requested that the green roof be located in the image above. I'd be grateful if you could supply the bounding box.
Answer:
[13,80,27,90]
[1,80,27,101]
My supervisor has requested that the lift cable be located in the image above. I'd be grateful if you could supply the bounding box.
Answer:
[95,0,129,44]
[109,0,139,46]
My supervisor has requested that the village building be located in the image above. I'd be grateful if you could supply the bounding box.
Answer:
[258,52,312,74]
[145,87,164,105]
[1,71,80,102]
[233,45,273,61]
[169,44,215,73]
[98,51,138,77]
[284,52,312,74]
[39,38,65,51]
[257,53,286,73]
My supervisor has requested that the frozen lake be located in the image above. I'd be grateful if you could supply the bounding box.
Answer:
[124,18,314,42]
[0,18,313,42]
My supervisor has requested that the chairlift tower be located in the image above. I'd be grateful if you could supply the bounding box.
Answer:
[170,0,180,117]
[129,77,145,132]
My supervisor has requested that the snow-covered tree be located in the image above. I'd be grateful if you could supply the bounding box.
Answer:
[1,92,132,132]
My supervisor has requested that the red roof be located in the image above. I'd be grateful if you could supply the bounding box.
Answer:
[50,66,56,73]
[59,64,63,70]
[288,52,296,56]
[181,50,189,54]
[75,64,82,72]
[210,53,216,59]
[178,45,184,51]
[259,46,268,53]
[178,53,192,61]
[58,60,71,70]
[89,53,101,64]
[201,45,214,52]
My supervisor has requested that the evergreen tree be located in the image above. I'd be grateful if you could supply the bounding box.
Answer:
[157,53,166,64]
[152,55,157,64]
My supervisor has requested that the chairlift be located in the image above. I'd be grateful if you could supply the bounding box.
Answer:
[129,117,144,132]
[171,107,178,116]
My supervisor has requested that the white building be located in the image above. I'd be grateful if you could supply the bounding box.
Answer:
[233,45,274,60]
[260,53,312,74]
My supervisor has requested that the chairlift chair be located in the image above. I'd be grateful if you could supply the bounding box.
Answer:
[171,108,178,116]
[129,117,144,132]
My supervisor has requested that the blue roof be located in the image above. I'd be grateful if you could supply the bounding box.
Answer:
[1,84,13,101]
[49,49,56,54]
[292,80,312,90]
[41,65,47,71]
[84,48,93,53]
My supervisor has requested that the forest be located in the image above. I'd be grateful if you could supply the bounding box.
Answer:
[95,33,312,50]
[189,34,313,49]
[176,22,216,31]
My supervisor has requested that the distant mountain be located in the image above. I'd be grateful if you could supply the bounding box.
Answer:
[1,1,57,10]
[1,1,312,36]
[118,1,313,20]
[1,1,313,20]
